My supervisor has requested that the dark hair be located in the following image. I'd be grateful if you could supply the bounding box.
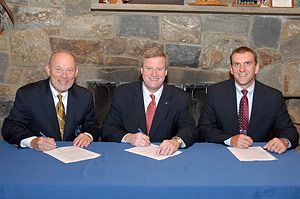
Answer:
[230,46,258,65]
[141,48,168,69]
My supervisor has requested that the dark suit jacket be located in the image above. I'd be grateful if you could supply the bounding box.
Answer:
[198,79,299,148]
[100,81,197,148]
[2,78,100,147]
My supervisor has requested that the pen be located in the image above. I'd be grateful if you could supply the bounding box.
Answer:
[39,132,47,138]
[137,128,144,134]
[241,129,247,135]
[39,132,58,148]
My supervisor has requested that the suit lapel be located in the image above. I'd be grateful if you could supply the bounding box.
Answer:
[225,79,239,133]
[149,84,169,138]
[64,85,78,140]
[133,82,147,133]
[40,79,61,141]
[247,81,263,136]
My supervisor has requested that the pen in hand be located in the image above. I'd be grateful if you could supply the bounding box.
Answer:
[241,129,247,135]
[39,132,58,148]
[137,128,144,134]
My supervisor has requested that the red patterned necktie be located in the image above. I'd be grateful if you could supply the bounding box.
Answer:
[146,94,156,135]
[239,89,249,134]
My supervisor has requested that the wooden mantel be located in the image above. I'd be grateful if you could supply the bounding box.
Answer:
[91,2,300,16]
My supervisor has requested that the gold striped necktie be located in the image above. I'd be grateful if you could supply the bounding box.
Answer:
[56,94,65,140]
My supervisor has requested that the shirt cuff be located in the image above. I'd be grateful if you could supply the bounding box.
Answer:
[224,137,232,146]
[83,132,93,141]
[20,136,38,148]
[173,137,186,148]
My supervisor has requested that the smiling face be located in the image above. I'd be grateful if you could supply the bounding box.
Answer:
[141,56,168,93]
[46,51,78,93]
[230,51,259,89]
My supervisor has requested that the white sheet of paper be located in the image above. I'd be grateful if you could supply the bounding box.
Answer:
[44,146,101,163]
[228,146,277,161]
[125,144,182,160]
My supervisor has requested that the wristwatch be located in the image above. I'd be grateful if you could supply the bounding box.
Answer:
[173,137,182,147]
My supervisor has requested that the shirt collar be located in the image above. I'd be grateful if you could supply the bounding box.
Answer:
[235,81,255,95]
[142,83,164,101]
[49,80,68,99]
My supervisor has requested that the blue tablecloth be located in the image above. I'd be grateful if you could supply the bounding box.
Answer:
[0,141,300,199]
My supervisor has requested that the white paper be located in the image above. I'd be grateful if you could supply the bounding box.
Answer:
[228,146,277,161]
[44,146,101,163]
[272,0,292,7]
[125,144,182,160]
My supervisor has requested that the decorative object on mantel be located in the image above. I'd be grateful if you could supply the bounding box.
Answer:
[271,0,293,8]
[189,0,228,6]
[232,0,260,7]
[0,0,14,32]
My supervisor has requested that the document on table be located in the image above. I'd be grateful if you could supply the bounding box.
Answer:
[43,146,101,163]
[125,144,182,160]
[228,146,277,161]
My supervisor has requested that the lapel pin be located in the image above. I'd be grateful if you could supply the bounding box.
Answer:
[165,101,168,105]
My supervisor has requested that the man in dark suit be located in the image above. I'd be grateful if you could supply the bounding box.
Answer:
[101,48,197,155]
[2,50,100,151]
[198,46,299,154]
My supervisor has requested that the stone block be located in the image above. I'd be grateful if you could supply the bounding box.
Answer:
[8,68,23,84]
[161,15,202,44]
[50,37,103,65]
[31,0,61,7]
[286,99,300,124]
[106,57,139,66]
[104,38,127,55]
[10,29,51,66]
[63,14,116,37]
[63,0,91,15]
[280,34,300,56]
[281,21,300,41]
[166,44,201,68]
[0,100,14,118]
[251,17,281,48]
[43,27,61,35]
[76,67,139,86]
[256,62,284,92]
[10,5,62,28]
[118,15,159,40]
[0,85,18,97]
[203,15,250,35]
[0,53,9,83]
[22,68,48,85]
[0,33,8,51]
[167,67,229,84]
[202,33,248,69]
[284,60,300,95]
[256,48,281,67]
[127,39,163,57]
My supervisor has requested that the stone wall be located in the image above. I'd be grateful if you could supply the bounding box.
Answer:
[0,0,300,142]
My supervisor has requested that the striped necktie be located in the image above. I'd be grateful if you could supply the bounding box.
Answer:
[56,94,65,140]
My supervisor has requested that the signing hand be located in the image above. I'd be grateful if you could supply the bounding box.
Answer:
[73,133,92,148]
[124,133,150,147]
[230,134,253,148]
[263,138,288,154]
[156,139,179,156]
[30,137,57,151]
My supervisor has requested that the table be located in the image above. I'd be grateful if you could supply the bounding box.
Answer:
[1,141,300,199]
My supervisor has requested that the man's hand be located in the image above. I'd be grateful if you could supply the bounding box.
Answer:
[124,133,150,147]
[30,137,57,151]
[156,139,179,156]
[263,138,288,154]
[73,133,92,148]
[231,134,253,148]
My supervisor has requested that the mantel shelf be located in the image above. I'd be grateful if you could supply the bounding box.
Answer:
[91,3,300,16]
